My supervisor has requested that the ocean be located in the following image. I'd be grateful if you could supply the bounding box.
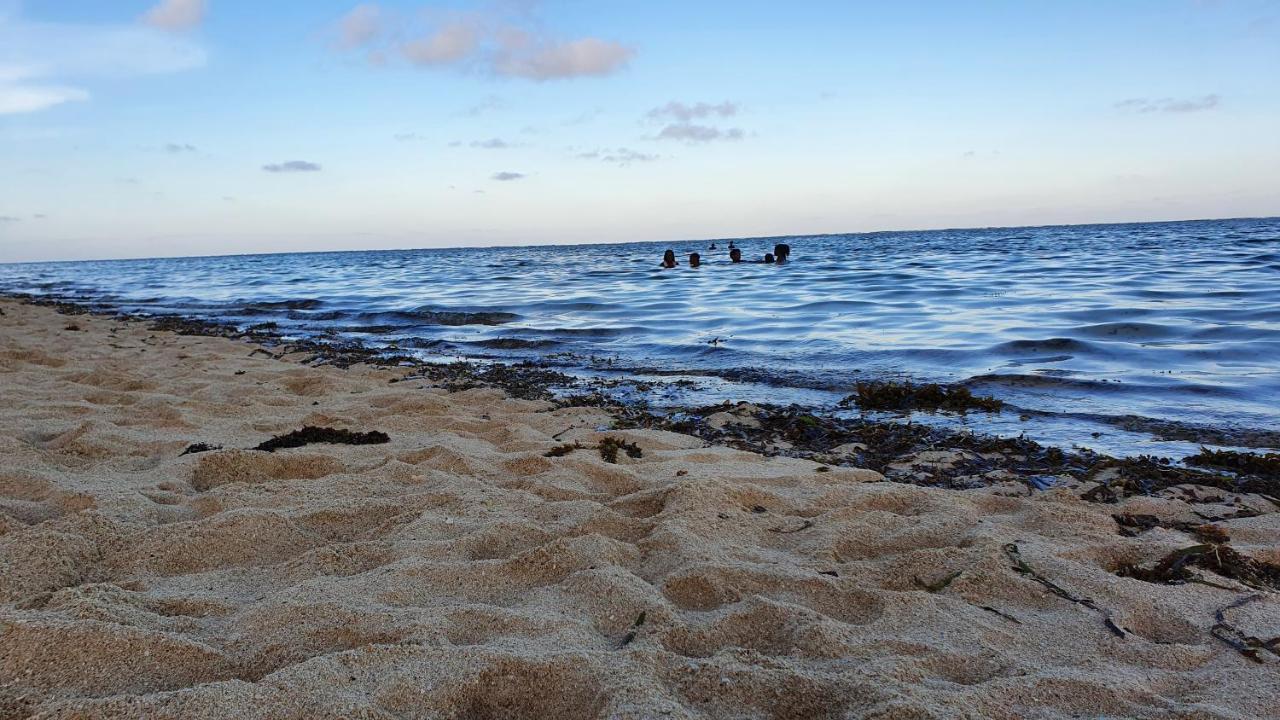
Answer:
[4,217,1278,458]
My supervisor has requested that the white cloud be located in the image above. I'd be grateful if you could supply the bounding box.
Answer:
[471,138,511,149]
[492,171,525,181]
[142,0,207,32]
[0,67,88,115]
[337,3,381,49]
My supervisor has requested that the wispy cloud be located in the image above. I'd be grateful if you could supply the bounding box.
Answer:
[394,132,423,142]
[0,7,206,115]
[471,138,512,149]
[336,3,382,49]
[647,101,739,122]
[0,215,20,223]
[577,147,659,166]
[647,100,746,143]
[492,171,525,181]
[263,160,323,173]
[462,95,503,117]
[141,0,207,32]
[332,3,633,81]
[164,142,197,153]
[1115,94,1221,114]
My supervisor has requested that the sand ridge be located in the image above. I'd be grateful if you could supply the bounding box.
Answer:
[0,299,1277,719]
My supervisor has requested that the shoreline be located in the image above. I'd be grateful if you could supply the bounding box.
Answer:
[2,297,1278,717]
[9,293,1279,499]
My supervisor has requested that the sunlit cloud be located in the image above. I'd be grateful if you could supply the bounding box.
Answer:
[332,3,633,80]
[141,0,207,32]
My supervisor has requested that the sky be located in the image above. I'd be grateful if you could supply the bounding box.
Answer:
[1,0,1278,262]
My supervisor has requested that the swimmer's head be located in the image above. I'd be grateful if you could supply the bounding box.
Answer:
[729,248,742,263]
[689,252,701,268]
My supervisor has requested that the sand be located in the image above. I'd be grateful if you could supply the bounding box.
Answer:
[0,298,1277,720]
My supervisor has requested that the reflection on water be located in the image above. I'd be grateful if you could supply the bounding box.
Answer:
[3,217,1278,456]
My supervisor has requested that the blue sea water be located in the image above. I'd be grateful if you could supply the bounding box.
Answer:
[4,217,1279,458]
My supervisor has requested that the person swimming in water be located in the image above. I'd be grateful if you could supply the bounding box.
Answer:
[660,249,677,268]
[729,248,742,263]
[709,243,717,250]
[689,252,702,268]
[763,253,776,264]
[773,243,791,264]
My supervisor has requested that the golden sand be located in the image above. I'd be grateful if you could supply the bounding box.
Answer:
[0,299,1276,719]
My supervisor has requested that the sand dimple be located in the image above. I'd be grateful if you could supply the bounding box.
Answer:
[1,299,1277,720]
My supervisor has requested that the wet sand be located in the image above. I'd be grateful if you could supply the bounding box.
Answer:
[1,298,1277,719]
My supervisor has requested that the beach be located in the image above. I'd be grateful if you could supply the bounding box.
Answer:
[1,297,1278,719]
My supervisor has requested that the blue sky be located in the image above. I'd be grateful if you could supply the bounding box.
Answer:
[1,0,1277,261]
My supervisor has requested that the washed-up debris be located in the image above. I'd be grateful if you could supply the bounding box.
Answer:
[180,442,222,456]
[598,437,642,464]
[1003,543,1126,638]
[768,520,814,534]
[254,426,390,453]
[840,381,1004,413]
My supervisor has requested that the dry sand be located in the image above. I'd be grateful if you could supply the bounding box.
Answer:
[0,298,1277,719]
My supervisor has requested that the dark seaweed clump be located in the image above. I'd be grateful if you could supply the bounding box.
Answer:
[544,442,582,458]
[1185,448,1280,479]
[180,442,222,456]
[598,437,642,464]
[840,381,1003,413]
[1118,544,1280,593]
[255,426,390,453]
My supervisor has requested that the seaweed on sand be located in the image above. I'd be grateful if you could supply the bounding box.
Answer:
[180,442,222,456]
[1186,448,1280,479]
[1116,542,1280,593]
[254,426,390,453]
[1211,595,1280,663]
[840,381,1003,413]
[1003,543,1126,638]
[598,437,642,464]
[544,442,582,458]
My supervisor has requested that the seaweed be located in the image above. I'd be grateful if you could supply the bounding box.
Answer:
[1210,595,1280,663]
[254,426,390,453]
[1186,448,1280,479]
[1117,542,1280,592]
[180,442,222,456]
[619,611,647,648]
[915,570,963,593]
[598,437,642,464]
[1003,543,1126,638]
[840,381,1004,413]
[544,442,582,458]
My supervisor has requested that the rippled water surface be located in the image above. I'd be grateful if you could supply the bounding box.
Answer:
[4,218,1278,456]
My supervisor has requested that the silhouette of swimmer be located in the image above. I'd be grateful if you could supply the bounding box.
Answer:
[763,253,776,264]
[773,243,791,264]
[728,241,736,249]
[660,249,677,269]
[689,252,702,268]
[729,248,742,263]
[709,243,717,250]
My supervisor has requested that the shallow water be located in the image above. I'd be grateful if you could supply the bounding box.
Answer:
[4,217,1278,457]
